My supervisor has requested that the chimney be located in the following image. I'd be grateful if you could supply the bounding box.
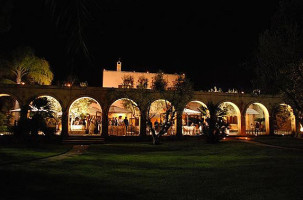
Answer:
[117,60,121,71]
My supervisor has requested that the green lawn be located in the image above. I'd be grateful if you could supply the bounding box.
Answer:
[0,144,72,165]
[1,139,303,200]
[252,136,303,149]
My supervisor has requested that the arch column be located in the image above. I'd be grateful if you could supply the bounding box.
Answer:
[139,108,147,136]
[296,118,301,137]
[101,105,109,137]
[269,109,276,135]
[138,102,150,137]
[176,111,183,138]
[241,113,246,135]
[19,104,28,121]
[61,108,69,138]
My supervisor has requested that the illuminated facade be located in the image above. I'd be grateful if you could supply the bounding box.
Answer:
[103,61,180,89]
[0,82,301,137]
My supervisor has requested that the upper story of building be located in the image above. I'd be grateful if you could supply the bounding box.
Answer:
[102,60,180,89]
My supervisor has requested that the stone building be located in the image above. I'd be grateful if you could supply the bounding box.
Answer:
[103,60,180,89]
[0,84,301,137]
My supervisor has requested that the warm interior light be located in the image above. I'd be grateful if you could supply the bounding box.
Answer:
[300,124,303,132]
[21,82,25,85]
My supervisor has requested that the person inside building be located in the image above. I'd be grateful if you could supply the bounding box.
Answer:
[255,121,260,136]
[118,116,123,126]
[124,116,129,134]
[250,123,254,134]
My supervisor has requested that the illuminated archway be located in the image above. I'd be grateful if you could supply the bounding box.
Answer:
[148,99,176,136]
[0,94,20,134]
[245,103,270,135]
[274,104,296,135]
[28,96,62,135]
[68,97,102,136]
[218,102,241,135]
[182,101,209,135]
[108,98,141,136]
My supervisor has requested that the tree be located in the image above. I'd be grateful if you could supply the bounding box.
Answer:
[121,75,134,88]
[120,72,193,144]
[70,98,95,118]
[14,97,55,138]
[200,102,228,143]
[0,0,13,33]
[0,46,53,85]
[149,74,193,144]
[151,71,167,91]
[43,0,94,60]
[136,75,148,89]
[252,0,303,131]
[29,97,57,137]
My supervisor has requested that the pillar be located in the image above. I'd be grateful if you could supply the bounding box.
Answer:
[101,107,109,137]
[295,117,301,137]
[269,115,275,135]
[19,104,28,121]
[240,113,246,135]
[176,111,183,138]
[139,111,147,137]
[61,108,69,138]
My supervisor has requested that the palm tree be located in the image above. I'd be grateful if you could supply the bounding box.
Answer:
[201,102,228,143]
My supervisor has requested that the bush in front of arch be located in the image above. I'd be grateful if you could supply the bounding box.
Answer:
[201,102,228,143]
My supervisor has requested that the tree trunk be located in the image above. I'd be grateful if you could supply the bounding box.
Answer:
[148,122,161,145]
[61,109,69,138]
[152,135,160,145]
[176,112,183,138]
[13,100,20,124]
[16,71,21,84]
[101,110,109,137]
[140,114,147,137]
[13,72,22,123]
[269,115,275,136]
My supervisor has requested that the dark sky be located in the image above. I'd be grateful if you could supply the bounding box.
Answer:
[0,0,281,91]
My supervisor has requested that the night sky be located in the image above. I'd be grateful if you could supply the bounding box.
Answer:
[0,0,280,91]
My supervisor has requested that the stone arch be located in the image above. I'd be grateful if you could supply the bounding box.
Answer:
[108,98,141,136]
[0,93,21,133]
[28,95,63,135]
[0,93,22,104]
[182,100,209,135]
[217,101,241,135]
[68,96,102,136]
[245,102,270,135]
[274,103,296,135]
[26,92,64,108]
[148,99,176,136]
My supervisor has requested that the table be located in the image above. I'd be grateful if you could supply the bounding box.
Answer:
[183,126,196,135]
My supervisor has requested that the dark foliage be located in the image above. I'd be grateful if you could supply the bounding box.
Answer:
[201,102,228,143]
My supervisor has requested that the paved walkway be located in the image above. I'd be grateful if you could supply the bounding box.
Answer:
[234,137,303,151]
[0,145,89,166]
[40,145,89,162]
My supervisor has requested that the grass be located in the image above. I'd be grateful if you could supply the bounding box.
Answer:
[0,143,72,165]
[252,135,303,149]
[1,138,303,200]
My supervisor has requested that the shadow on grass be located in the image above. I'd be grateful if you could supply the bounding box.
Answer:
[1,140,303,200]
